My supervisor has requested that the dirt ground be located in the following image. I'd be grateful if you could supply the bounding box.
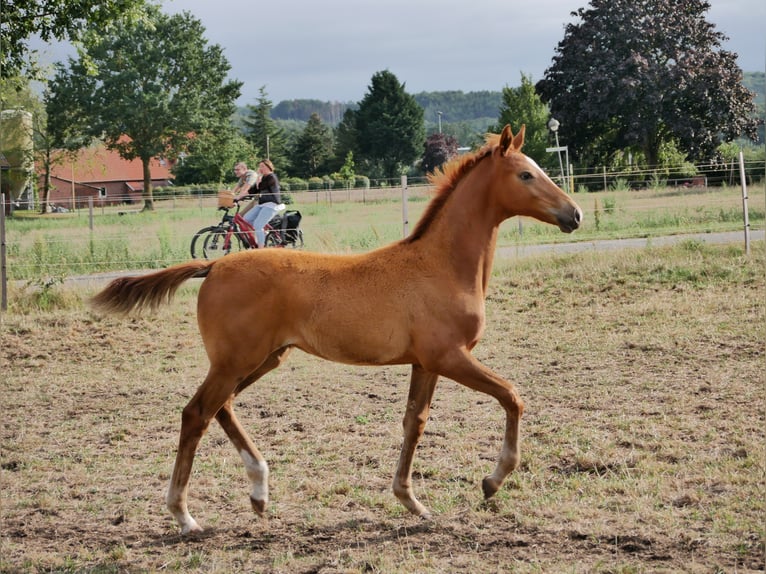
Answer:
[1,244,764,573]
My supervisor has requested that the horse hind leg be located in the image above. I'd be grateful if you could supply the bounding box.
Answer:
[215,347,293,518]
[166,367,241,534]
[392,364,439,518]
[216,402,270,515]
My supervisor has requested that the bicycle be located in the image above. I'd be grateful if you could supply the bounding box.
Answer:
[190,195,304,260]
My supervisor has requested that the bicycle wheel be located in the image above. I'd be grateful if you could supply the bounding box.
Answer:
[281,229,304,248]
[190,226,221,259]
[264,230,282,248]
[203,228,246,259]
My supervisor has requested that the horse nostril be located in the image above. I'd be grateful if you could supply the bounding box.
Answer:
[574,208,583,225]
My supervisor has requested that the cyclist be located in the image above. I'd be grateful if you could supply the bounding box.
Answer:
[237,159,281,248]
[230,161,259,213]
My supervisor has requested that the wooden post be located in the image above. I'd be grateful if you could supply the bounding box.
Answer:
[739,151,750,256]
[401,175,409,237]
[1,193,7,311]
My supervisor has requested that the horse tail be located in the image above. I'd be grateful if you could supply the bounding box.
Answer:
[90,260,215,315]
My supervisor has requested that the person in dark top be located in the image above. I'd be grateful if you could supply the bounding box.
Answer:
[240,159,281,248]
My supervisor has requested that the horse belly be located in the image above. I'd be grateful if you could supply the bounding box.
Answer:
[298,306,414,366]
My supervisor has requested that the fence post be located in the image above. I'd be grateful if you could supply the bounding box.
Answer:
[401,175,409,237]
[88,196,94,231]
[738,150,750,256]
[1,193,7,311]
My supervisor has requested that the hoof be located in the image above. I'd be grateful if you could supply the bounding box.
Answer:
[250,496,267,516]
[482,476,499,499]
[181,521,203,536]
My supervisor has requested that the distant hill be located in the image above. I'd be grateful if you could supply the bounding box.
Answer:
[237,72,763,140]
[266,90,503,127]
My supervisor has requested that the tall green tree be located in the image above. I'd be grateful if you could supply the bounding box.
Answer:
[173,128,256,185]
[46,5,241,210]
[243,86,288,172]
[0,75,82,213]
[354,70,425,180]
[494,73,554,169]
[536,0,759,167]
[328,108,359,173]
[291,112,334,178]
[0,0,147,79]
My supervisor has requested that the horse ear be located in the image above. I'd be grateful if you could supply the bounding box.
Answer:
[512,125,526,151]
[499,125,514,154]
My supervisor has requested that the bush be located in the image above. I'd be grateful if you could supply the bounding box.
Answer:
[308,177,324,191]
[355,175,370,189]
[282,177,308,192]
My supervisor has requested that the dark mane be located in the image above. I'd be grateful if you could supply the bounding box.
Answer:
[405,133,500,243]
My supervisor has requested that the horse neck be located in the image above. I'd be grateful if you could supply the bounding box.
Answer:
[417,167,503,293]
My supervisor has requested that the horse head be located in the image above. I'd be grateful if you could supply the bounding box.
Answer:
[491,124,582,233]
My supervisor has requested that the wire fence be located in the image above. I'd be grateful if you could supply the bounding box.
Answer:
[2,158,765,309]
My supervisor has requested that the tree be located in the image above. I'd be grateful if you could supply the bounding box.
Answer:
[536,0,759,167]
[422,133,458,175]
[494,74,554,169]
[354,70,425,180]
[243,86,288,172]
[291,113,333,178]
[0,75,77,214]
[172,128,256,185]
[1,0,147,79]
[45,6,241,210]
[328,108,359,173]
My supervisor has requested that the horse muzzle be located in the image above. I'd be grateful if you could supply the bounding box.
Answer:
[557,205,583,233]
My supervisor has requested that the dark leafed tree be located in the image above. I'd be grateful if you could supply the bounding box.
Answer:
[355,70,425,180]
[0,0,147,79]
[46,5,241,210]
[422,133,458,175]
[536,0,759,167]
[493,73,555,170]
[328,108,359,173]
[243,86,288,172]
[291,112,334,178]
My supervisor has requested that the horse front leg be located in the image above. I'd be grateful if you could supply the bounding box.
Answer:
[393,364,439,517]
[431,349,524,502]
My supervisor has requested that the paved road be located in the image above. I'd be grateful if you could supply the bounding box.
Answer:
[64,229,763,287]
[497,229,763,259]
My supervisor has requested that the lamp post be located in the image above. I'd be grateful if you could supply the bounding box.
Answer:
[546,117,569,193]
[437,111,442,134]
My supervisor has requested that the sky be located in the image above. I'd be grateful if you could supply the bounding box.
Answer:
[38,0,766,105]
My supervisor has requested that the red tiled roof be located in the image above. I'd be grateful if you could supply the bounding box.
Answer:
[48,143,174,184]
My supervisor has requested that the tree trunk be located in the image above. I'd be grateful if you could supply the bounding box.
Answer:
[40,149,52,215]
[141,157,154,211]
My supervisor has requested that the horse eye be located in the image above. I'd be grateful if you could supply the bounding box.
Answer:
[519,171,534,181]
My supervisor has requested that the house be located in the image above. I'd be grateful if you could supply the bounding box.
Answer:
[43,143,175,209]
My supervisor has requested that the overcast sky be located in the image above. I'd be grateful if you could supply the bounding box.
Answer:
[38,0,766,105]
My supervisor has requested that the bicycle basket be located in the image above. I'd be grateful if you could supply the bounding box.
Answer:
[217,190,235,208]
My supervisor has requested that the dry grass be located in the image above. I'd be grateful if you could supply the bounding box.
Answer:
[1,241,764,573]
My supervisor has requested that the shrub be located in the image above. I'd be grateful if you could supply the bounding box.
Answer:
[308,177,324,191]
[283,177,308,192]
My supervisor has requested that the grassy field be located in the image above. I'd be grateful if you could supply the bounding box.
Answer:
[1,240,763,573]
[4,182,764,281]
